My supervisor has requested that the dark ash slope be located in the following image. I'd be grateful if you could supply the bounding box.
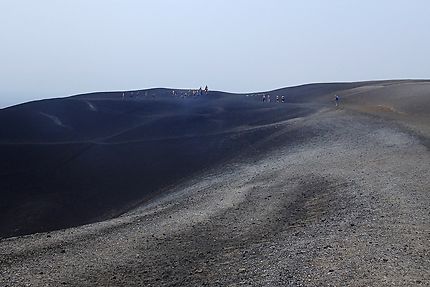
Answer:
[0,84,360,238]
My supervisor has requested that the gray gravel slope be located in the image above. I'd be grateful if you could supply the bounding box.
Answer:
[1,105,429,286]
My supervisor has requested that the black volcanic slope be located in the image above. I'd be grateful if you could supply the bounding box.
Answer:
[0,83,367,238]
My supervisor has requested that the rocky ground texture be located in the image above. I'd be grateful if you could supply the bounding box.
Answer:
[1,88,429,286]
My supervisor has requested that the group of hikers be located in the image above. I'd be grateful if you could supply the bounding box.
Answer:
[121,86,209,100]
[121,87,341,108]
[262,93,340,107]
[262,94,285,103]
[172,85,209,98]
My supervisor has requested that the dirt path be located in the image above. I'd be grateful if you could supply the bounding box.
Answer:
[1,108,429,286]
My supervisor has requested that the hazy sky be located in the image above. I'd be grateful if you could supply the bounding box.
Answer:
[1,0,430,107]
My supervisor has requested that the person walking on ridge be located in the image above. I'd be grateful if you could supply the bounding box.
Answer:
[335,94,340,107]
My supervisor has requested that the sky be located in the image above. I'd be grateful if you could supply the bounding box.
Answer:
[1,0,430,107]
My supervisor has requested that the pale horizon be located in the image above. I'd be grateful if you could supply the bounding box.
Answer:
[1,0,430,108]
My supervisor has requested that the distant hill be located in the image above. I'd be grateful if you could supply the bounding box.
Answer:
[0,81,409,238]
